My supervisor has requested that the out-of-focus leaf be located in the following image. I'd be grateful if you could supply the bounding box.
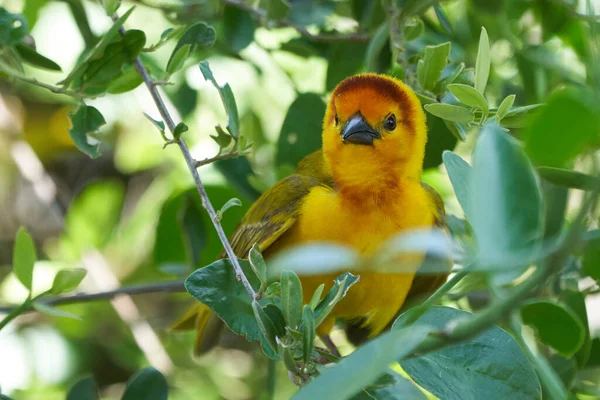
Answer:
[215,157,262,201]
[537,167,600,191]
[293,326,431,400]
[404,18,424,41]
[474,27,490,93]
[288,0,334,27]
[0,8,28,46]
[496,94,516,121]
[443,151,472,219]
[276,93,326,167]
[263,0,290,20]
[33,303,81,320]
[22,0,46,30]
[223,6,256,53]
[423,114,458,169]
[185,258,276,358]
[59,7,134,87]
[525,87,599,167]
[281,270,303,329]
[561,290,592,367]
[166,22,215,73]
[326,43,367,92]
[471,122,544,269]
[433,3,452,34]
[353,373,427,400]
[365,21,389,73]
[267,244,359,279]
[396,306,541,400]
[50,268,87,294]
[583,237,600,282]
[520,300,585,358]
[66,377,99,400]
[121,367,168,400]
[68,105,106,159]
[101,0,121,15]
[15,43,61,71]
[168,80,197,118]
[200,61,240,138]
[424,103,474,123]
[166,44,190,75]
[501,104,544,128]
[13,227,36,292]
[448,84,488,116]
[417,42,451,91]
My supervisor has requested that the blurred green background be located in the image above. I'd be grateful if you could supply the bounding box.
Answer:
[1,0,600,398]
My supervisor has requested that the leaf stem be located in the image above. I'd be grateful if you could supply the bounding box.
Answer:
[0,298,32,331]
[114,19,258,300]
[0,280,186,315]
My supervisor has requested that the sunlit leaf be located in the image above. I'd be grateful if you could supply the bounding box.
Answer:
[448,84,488,116]
[474,27,490,93]
[417,42,451,91]
[424,103,474,124]
[166,22,215,73]
[50,268,87,294]
[200,61,240,139]
[496,94,516,121]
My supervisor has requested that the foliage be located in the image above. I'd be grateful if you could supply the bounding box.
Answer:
[0,0,599,399]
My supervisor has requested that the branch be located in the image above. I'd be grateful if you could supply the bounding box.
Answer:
[115,19,258,300]
[0,280,186,314]
[195,150,245,168]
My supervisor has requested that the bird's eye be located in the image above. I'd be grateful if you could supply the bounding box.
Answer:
[334,114,339,126]
[384,114,396,131]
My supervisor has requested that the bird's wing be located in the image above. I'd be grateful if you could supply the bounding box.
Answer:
[402,182,452,304]
[221,150,333,259]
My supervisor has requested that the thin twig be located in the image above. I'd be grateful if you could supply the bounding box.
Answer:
[115,21,258,300]
[0,280,186,314]
[195,151,244,168]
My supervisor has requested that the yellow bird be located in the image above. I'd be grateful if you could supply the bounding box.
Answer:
[172,73,449,354]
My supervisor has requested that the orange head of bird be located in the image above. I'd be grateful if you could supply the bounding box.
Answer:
[322,74,427,191]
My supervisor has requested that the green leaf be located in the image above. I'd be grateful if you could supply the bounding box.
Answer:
[276,93,326,167]
[50,268,86,294]
[396,306,541,400]
[308,283,324,310]
[214,157,262,201]
[443,119,467,142]
[252,300,278,351]
[353,372,427,399]
[521,300,585,358]
[217,197,242,220]
[424,103,474,123]
[496,94,516,121]
[474,27,490,93]
[13,227,36,291]
[442,151,472,219]
[448,84,488,116]
[434,62,465,95]
[293,326,431,400]
[68,106,107,159]
[314,272,360,327]
[288,0,334,27]
[33,303,81,320]
[121,367,168,400]
[223,6,256,53]
[185,258,276,358]
[278,343,297,373]
[365,21,389,73]
[59,7,134,87]
[537,167,600,191]
[417,42,451,91]
[302,305,315,364]
[471,122,544,269]
[560,290,592,367]
[265,0,290,20]
[15,43,61,71]
[143,113,165,136]
[583,236,600,281]
[200,61,240,139]
[106,65,143,94]
[265,281,281,298]
[249,243,267,285]
[0,8,28,46]
[66,377,99,400]
[166,44,190,75]
[403,18,424,41]
[281,270,303,329]
[173,122,188,140]
[326,42,368,92]
[433,3,453,34]
[423,113,459,168]
[166,22,215,72]
[101,0,121,15]
[525,87,599,167]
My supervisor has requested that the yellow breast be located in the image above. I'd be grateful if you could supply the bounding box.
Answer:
[270,179,435,336]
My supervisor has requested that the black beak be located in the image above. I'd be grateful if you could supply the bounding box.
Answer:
[341,113,381,145]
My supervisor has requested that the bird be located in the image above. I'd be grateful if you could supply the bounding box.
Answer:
[171,73,450,355]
